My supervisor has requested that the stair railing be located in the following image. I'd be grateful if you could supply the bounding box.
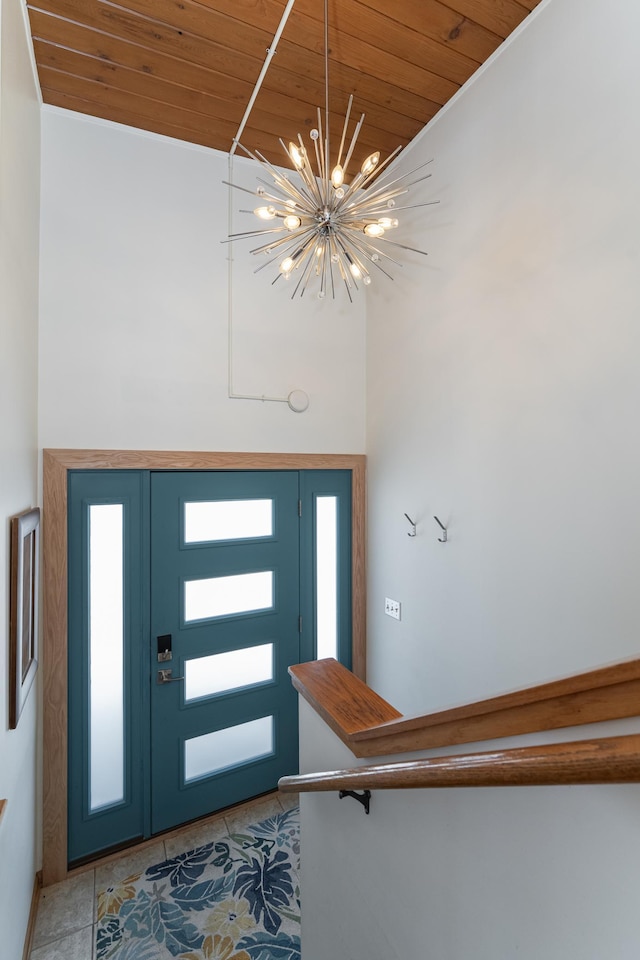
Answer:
[279,657,640,806]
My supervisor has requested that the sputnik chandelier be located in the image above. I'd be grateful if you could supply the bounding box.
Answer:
[228,0,436,301]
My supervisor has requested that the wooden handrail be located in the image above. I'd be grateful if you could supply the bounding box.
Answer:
[289,658,401,737]
[279,733,640,792]
[289,656,640,757]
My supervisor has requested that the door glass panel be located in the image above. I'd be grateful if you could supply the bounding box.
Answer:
[89,504,125,811]
[184,571,273,623]
[184,499,273,544]
[184,716,274,782]
[316,496,338,659]
[185,643,274,702]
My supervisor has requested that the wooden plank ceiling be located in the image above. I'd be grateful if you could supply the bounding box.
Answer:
[27,0,542,170]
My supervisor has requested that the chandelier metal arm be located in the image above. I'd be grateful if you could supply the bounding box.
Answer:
[343,231,403,270]
[252,226,319,264]
[257,175,312,214]
[329,249,336,299]
[254,246,299,275]
[354,161,434,206]
[292,244,321,298]
[345,193,410,219]
[362,201,441,215]
[398,173,437,193]
[313,113,325,193]
[335,163,376,207]
[278,233,321,288]
[330,235,354,301]
[341,112,365,182]
[273,141,319,208]
[336,94,353,171]
[329,235,341,296]
[334,236,360,289]
[343,235,397,279]
[250,233,310,255]
[320,108,331,197]
[243,141,321,215]
[252,227,317,257]
[373,237,431,256]
[255,142,315,207]
[222,180,266,199]
[295,134,325,206]
[224,227,289,242]
[334,145,403,213]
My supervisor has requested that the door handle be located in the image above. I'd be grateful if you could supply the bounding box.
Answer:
[157,669,185,684]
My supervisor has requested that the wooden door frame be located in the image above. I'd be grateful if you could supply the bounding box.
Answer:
[42,449,366,886]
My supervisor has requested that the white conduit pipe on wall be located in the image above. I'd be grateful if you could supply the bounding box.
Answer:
[226,0,310,414]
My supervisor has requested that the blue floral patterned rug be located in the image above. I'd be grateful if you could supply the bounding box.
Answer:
[96,807,300,960]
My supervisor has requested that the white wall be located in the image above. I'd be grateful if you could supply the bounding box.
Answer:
[300,704,640,960]
[301,0,640,957]
[0,0,41,954]
[367,0,640,711]
[39,110,366,454]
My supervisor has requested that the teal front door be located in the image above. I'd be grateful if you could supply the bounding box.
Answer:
[149,471,300,833]
[67,468,352,864]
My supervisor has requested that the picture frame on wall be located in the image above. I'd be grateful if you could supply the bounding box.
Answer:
[9,507,40,729]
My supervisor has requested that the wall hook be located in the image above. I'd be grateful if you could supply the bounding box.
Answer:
[434,516,448,543]
[404,513,417,537]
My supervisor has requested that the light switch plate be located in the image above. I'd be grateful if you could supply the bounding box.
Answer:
[385,597,401,620]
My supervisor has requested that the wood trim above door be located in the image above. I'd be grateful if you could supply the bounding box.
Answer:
[42,449,366,886]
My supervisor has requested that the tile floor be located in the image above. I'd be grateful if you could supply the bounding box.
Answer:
[30,791,299,960]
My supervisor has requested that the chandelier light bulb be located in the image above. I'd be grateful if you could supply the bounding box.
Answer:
[378,217,399,229]
[254,205,276,220]
[331,165,345,188]
[280,256,295,275]
[360,151,380,175]
[349,262,362,279]
[288,142,305,169]
[364,223,385,238]
[283,215,302,230]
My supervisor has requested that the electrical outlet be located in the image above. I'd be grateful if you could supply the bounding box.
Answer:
[385,597,401,620]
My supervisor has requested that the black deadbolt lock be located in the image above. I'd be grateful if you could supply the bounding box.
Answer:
[157,634,172,662]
